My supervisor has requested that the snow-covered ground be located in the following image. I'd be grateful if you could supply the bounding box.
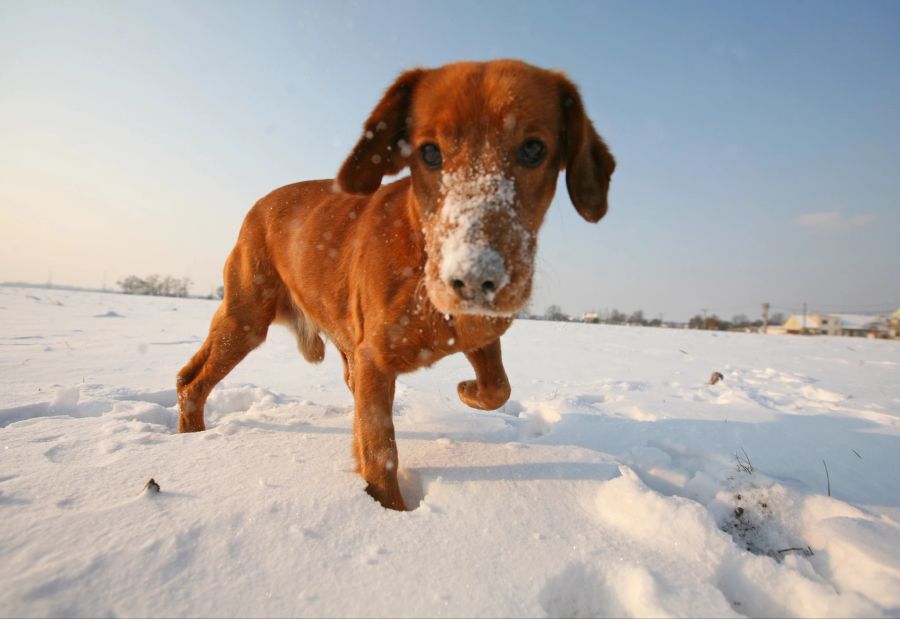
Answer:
[1,285,899,618]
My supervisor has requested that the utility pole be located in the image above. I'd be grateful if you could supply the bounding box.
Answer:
[701,308,709,330]
[762,302,769,334]
[802,302,807,335]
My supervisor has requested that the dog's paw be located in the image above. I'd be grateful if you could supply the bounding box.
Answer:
[365,483,408,511]
[177,415,206,433]
[457,379,511,410]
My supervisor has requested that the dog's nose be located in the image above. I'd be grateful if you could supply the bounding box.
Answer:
[450,277,497,300]
[442,245,508,303]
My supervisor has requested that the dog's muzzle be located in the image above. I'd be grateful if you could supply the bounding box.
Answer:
[441,244,509,303]
[424,170,535,316]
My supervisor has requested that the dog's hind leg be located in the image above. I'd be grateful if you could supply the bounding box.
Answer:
[176,244,280,432]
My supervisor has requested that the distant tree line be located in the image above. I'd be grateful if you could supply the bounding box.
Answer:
[537,306,664,326]
[527,305,786,330]
[543,304,567,321]
[686,312,784,331]
[117,274,192,297]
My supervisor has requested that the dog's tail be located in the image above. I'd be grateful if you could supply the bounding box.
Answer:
[275,293,325,363]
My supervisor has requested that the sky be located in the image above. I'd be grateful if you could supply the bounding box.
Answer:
[1,0,898,322]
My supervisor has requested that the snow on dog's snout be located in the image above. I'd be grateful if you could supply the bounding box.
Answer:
[440,244,508,298]
[426,167,535,313]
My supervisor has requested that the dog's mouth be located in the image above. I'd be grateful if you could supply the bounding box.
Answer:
[422,170,536,317]
[426,280,522,317]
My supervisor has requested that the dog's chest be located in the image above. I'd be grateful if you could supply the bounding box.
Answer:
[374,305,511,372]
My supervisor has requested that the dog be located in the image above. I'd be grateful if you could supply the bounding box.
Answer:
[176,60,615,510]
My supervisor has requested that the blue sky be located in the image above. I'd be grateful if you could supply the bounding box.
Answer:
[1,0,898,321]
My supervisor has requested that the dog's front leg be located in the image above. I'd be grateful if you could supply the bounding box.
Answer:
[351,355,406,511]
[457,338,512,410]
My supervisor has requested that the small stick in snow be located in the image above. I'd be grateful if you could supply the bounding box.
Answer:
[776,546,814,557]
[822,460,831,496]
[143,478,161,494]
[735,447,753,474]
[851,449,861,459]
[710,371,724,385]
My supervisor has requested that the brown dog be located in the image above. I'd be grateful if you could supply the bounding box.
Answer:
[176,60,615,510]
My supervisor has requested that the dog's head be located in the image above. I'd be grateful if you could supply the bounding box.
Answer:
[338,60,615,317]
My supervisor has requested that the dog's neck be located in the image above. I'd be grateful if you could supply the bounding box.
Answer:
[453,313,514,349]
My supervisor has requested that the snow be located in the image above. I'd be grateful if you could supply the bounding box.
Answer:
[1,285,899,617]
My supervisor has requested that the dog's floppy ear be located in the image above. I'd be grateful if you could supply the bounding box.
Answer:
[557,76,616,223]
[337,69,428,195]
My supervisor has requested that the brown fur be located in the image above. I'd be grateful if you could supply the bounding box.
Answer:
[176,60,615,510]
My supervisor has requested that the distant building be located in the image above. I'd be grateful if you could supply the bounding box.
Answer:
[581,311,599,323]
[783,314,840,335]
[782,313,889,337]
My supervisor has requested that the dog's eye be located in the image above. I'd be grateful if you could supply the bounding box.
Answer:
[517,139,547,167]
[420,143,442,169]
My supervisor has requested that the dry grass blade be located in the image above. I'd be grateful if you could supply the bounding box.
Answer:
[735,447,754,474]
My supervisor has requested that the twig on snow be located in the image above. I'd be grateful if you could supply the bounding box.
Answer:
[735,447,754,474]
[776,546,814,557]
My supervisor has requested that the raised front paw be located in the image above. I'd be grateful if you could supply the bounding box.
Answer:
[457,379,511,410]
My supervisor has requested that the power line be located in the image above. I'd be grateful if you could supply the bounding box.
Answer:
[770,306,896,317]
[770,301,900,310]
[812,308,896,314]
